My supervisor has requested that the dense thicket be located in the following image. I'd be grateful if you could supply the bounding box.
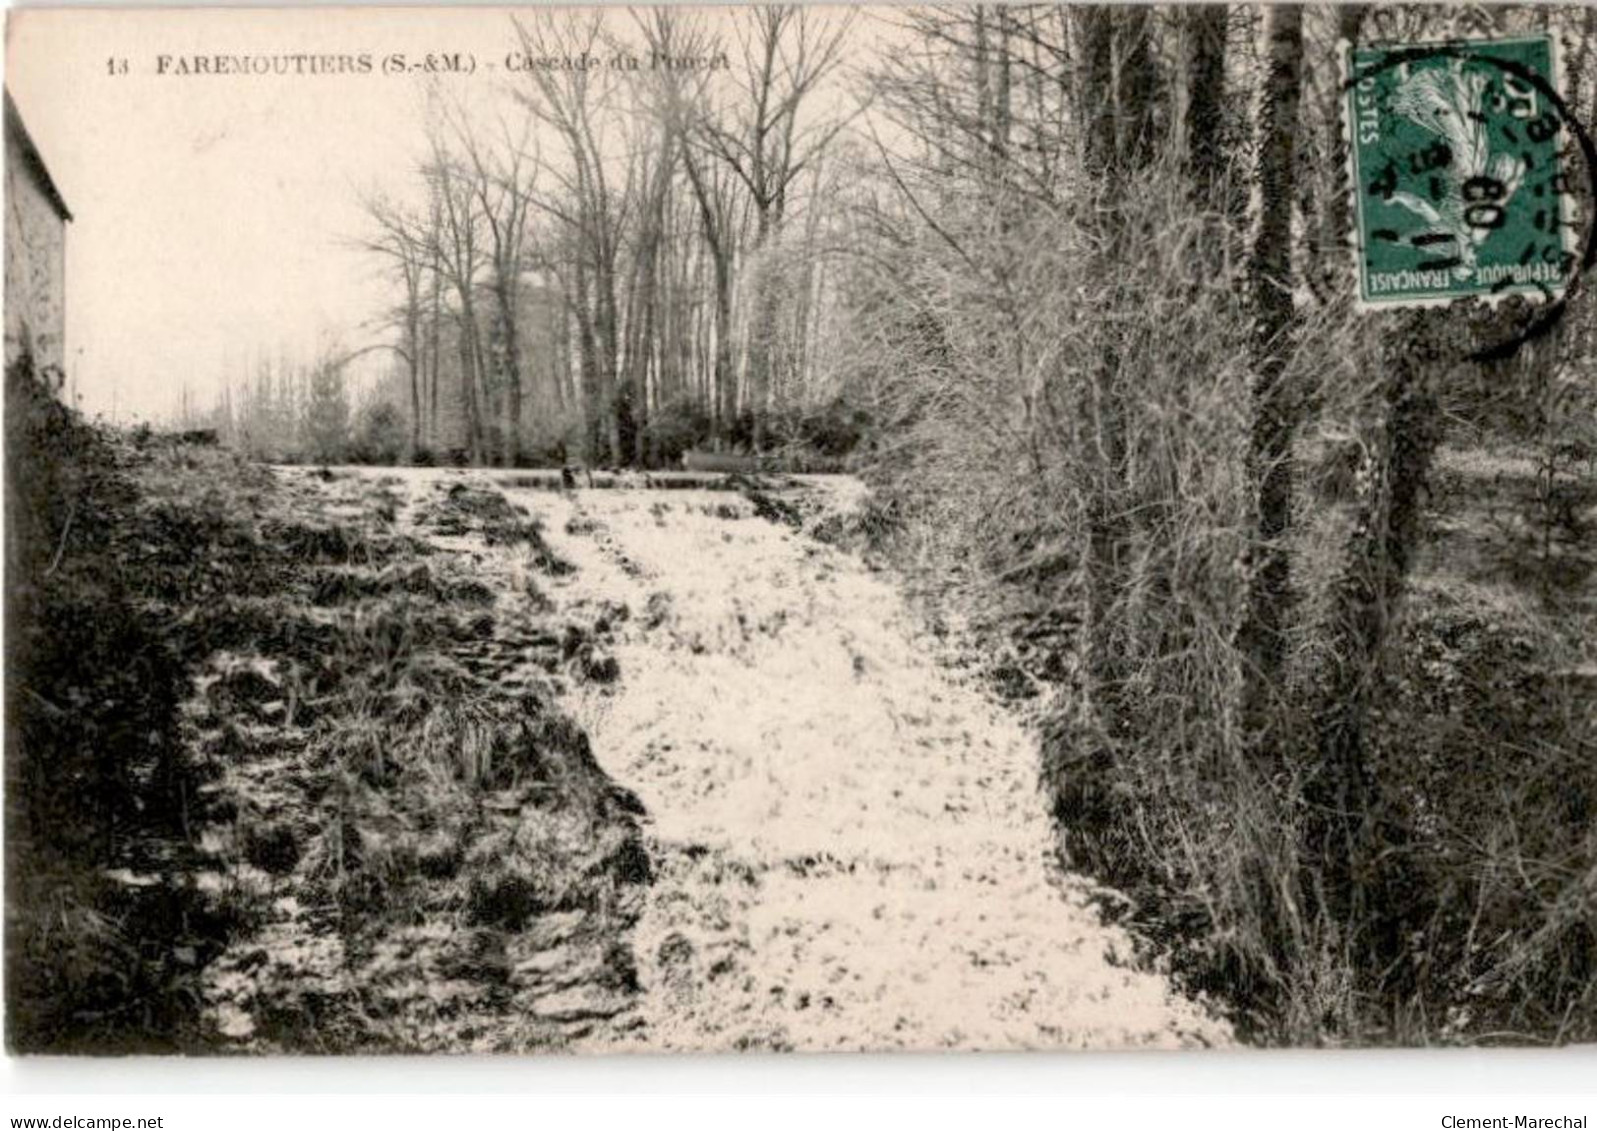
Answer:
[838,4,1597,1044]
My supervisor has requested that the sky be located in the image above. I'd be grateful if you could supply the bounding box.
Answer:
[4,5,826,423]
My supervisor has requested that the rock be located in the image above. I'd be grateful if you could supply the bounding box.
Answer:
[531,983,630,1022]
[597,837,650,887]
[243,821,301,876]
[514,944,578,980]
[657,932,695,968]
[642,592,673,630]
[560,623,587,661]
[580,649,621,685]
[414,831,460,879]
[466,873,550,931]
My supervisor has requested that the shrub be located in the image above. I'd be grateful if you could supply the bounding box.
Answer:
[773,395,873,460]
[302,362,350,464]
[1365,583,1597,1042]
[349,400,406,465]
[646,396,712,468]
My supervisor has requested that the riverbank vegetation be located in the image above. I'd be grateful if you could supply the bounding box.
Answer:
[19,2,1597,1048]
[840,5,1597,1045]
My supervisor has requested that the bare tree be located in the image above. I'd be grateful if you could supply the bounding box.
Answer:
[514,11,635,465]
[449,103,539,466]
[423,127,490,463]
[698,4,854,451]
[356,193,429,456]
[620,9,706,465]
[681,137,745,446]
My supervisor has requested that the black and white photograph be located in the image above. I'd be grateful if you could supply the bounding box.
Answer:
[4,1,1597,1067]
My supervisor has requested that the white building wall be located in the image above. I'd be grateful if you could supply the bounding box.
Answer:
[4,137,68,374]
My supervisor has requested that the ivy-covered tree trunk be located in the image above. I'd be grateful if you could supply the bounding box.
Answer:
[1237,3,1305,758]
[1309,313,1448,927]
[1075,7,1115,176]
[1317,5,1369,296]
[1075,5,1164,740]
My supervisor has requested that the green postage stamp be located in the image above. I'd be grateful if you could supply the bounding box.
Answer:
[1346,35,1580,308]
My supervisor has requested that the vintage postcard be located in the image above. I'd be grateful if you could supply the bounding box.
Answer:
[4,3,1595,1058]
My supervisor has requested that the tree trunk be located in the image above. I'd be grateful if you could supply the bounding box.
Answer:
[455,313,483,464]
[746,210,777,454]
[428,267,442,447]
[1308,312,1447,928]
[631,262,657,468]
[550,292,568,415]
[408,322,421,457]
[992,7,1011,172]
[597,253,631,467]
[572,261,606,466]
[467,312,491,465]
[1317,5,1368,295]
[497,284,524,467]
[1237,2,1305,756]
[975,7,991,168]
[1077,2,1120,716]
[712,251,737,447]
[1184,5,1228,203]
[1075,7,1115,178]
[1117,6,1156,168]
[1076,3,1150,737]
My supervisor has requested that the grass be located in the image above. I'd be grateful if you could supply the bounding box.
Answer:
[5,361,650,1052]
[177,468,648,1051]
